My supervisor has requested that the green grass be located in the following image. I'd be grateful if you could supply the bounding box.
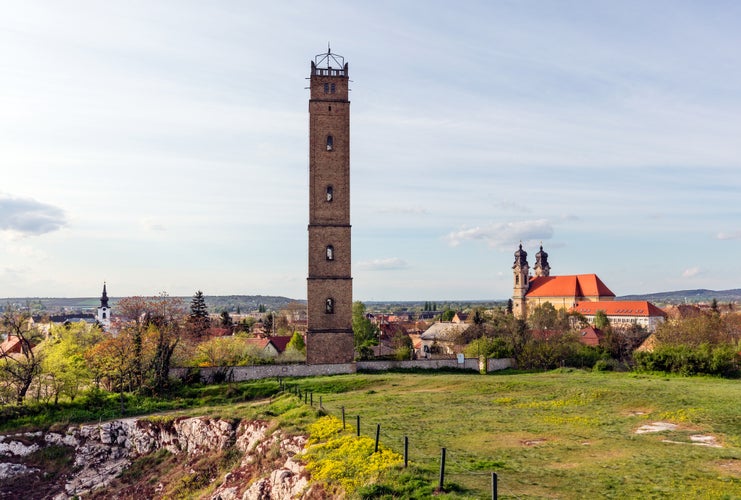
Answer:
[296,370,741,499]
[2,371,740,498]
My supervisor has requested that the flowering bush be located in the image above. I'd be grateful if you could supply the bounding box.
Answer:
[302,416,403,493]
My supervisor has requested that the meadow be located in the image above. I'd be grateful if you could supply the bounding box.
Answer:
[296,370,741,499]
[2,370,740,498]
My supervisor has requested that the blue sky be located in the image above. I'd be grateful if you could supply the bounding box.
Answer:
[1,1,740,301]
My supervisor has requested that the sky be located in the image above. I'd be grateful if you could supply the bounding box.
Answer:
[1,1,740,301]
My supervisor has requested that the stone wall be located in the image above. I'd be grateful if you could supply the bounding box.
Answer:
[170,362,356,384]
[170,357,515,383]
[357,358,480,372]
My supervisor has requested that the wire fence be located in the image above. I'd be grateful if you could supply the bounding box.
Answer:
[275,378,522,500]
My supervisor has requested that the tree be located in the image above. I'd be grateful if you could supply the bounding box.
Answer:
[352,301,378,359]
[220,311,233,329]
[84,329,138,413]
[188,290,211,337]
[0,308,44,405]
[441,308,455,322]
[286,331,306,353]
[594,310,610,330]
[40,322,101,404]
[529,302,560,331]
[506,299,513,315]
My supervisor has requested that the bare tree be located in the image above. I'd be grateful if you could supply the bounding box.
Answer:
[1,308,44,405]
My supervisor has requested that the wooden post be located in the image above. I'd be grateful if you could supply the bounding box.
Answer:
[304,391,308,404]
[438,447,446,492]
[374,424,380,453]
[356,415,360,437]
[342,406,346,429]
[319,395,323,409]
[491,472,498,500]
[310,392,313,406]
[404,436,409,467]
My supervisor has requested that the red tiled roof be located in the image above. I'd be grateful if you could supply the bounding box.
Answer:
[572,301,666,317]
[0,336,23,355]
[269,335,293,353]
[245,338,271,349]
[526,274,615,299]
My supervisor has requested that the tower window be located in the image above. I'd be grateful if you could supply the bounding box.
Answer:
[330,83,336,93]
[325,298,334,314]
[326,135,333,151]
[328,105,332,111]
[323,83,329,93]
[326,245,334,261]
[325,185,333,202]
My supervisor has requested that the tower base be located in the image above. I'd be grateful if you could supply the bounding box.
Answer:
[306,330,354,364]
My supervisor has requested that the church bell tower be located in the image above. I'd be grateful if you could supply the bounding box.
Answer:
[512,244,530,319]
[97,282,111,329]
[306,48,354,364]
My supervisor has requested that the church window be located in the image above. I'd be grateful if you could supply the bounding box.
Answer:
[324,83,329,93]
[325,298,334,314]
[326,245,334,261]
[326,135,334,151]
[328,105,332,111]
[515,275,519,285]
[330,83,336,93]
[326,185,333,202]
[102,311,107,319]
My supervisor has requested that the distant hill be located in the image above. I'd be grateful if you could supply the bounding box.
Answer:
[0,295,302,315]
[618,289,741,305]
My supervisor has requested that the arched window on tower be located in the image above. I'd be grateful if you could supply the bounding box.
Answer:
[326,135,334,151]
[325,298,334,314]
[515,275,519,285]
[326,185,333,202]
[326,245,334,261]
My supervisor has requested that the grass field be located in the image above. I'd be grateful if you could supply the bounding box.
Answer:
[291,370,741,499]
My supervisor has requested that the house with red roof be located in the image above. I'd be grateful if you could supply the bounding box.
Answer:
[572,301,667,332]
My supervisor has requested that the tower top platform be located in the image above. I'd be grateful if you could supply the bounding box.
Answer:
[311,46,348,77]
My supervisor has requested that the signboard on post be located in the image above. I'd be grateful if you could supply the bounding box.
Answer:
[457,353,465,364]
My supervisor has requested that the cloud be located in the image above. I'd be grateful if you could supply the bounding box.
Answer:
[682,267,701,278]
[445,219,553,249]
[716,231,741,240]
[357,258,409,271]
[0,194,66,236]
[492,201,531,213]
[141,217,166,232]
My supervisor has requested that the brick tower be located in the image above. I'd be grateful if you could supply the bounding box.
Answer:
[306,48,354,364]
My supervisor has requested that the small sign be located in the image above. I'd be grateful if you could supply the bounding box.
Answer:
[456,353,465,364]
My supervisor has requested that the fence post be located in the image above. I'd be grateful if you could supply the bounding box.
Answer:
[304,392,308,404]
[356,415,360,437]
[404,436,409,467]
[438,447,446,492]
[374,424,380,453]
[491,472,498,500]
[342,407,346,429]
[319,395,323,409]
[310,392,313,406]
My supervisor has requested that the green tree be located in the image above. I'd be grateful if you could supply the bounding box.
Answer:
[352,301,379,359]
[529,302,559,330]
[594,310,610,330]
[220,311,233,329]
[40,322,101,404]
[441,308,455,322]
[287,331,306,353]
[188,290,210,337]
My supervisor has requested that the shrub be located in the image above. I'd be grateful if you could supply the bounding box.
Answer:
[633,343,740,377]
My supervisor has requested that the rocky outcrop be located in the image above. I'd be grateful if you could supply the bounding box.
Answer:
[210,421,310,500]
[0,416,312,499]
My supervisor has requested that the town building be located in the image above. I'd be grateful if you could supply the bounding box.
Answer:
[306,48,354,364]
[512,244,666,332]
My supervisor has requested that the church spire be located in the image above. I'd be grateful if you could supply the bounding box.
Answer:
[534,243,551,277]
[100,282,109,309]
